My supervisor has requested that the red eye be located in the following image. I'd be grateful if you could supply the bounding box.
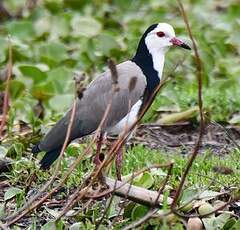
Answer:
[157,31,165,37]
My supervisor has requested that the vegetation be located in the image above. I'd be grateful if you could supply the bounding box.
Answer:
[0,0,239,229]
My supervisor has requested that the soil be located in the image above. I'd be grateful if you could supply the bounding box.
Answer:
[130,122,240,155]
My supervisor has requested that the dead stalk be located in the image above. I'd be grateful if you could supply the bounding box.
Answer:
[0,36,12,138]
[171,0,205,209]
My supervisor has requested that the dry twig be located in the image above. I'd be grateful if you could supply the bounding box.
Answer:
[0,36,12,138]
[171,0,205,210]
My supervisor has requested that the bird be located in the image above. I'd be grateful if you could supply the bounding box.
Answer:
[32,23,191,178]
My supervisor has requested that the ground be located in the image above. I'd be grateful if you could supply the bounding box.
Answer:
[0,122,239,229]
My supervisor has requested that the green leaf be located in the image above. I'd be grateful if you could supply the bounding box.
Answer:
[48,94,73,111]
[0,146,8,158]
[38,42,68,65]
[230,220,240,230]
[202,213,231,230]
[19,65,47,84]
[4,187,23,201]
[198,190,222,201]
[31,81,55,101]
[131,204,149,221]
[69,223,82,230]
[180,186,199,206]
[41,221,56,230]
[71,16,102,37]
[6,20,35,40]
[0,37,8,62]
[45,207,61,218]
[34,16,51,37]
[133,171,154,189]
[63,0,87,9]
[41,220,64,230]
[223,218,236,230]
[0,203,5,219]
[9,80,25,99]
[95,34,119,56]
[47,67,73,94]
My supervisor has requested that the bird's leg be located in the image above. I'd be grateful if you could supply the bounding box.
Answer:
[93,132,104,165]
[115,146,123,181]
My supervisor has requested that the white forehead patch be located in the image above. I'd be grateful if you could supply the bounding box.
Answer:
[153,23,176,37]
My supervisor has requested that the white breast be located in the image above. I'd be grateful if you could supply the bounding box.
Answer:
[107,99,142,136]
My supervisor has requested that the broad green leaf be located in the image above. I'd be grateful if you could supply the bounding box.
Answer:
[180,186,199,206]
[19,65,47,83]
[71,16,102,37]
[95,34,119,56]
[47,67,73,94]
[133,171,154,189]
[44,0,62,13]
[34,16,51,37]
[31,81,55,101]
[9,80,25,99]
[41,220,64,230]
[0,37,8,62]
[6,20,35,40]
[38,42,68,65]
[3,0,25,14]
[45,207,61,218]
[198,190,222,200]
[50,16,70,39]
[131,204,149,221]
[202,213,231,230]
[48,94,73,111]
[69,223,82,230]
[230,220,240,230]
[223,218,236,230]
[41,221,56,230]
[4,187,23,201]
[198,202,214,216]
[63,0,87,9]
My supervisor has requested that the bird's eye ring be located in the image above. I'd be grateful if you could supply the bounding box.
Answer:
[157,31,165,37]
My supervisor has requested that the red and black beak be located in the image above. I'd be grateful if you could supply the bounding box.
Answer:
[170,37,191,50]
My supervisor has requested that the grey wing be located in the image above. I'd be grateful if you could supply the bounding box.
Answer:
[39,61,146,152]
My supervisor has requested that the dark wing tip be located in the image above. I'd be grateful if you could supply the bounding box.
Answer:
[32,144,41,154]
[39,148,61,170]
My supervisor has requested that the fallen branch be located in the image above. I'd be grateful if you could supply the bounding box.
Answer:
[101,177,173,206]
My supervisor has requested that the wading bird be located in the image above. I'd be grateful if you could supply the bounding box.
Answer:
[32,23,191,179]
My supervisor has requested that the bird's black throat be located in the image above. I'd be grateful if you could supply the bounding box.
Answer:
[131,24,161,113]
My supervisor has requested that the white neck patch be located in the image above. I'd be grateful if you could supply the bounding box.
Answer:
[145,36,166,79]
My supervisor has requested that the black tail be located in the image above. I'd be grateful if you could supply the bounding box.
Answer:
[39,147,62,170]
[32,144,62,170]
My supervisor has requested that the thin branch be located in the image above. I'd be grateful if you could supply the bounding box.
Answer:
[0,36,12,138]
[171,0,205,208]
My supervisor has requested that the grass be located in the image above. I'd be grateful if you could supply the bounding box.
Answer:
[123,145,239,189]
